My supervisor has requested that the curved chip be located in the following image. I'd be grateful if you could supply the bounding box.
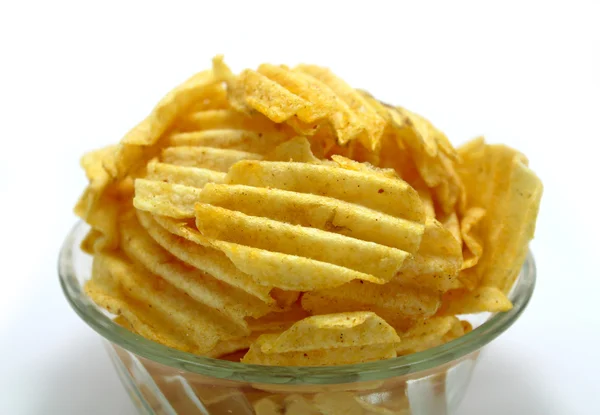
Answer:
[239,69,311,123]
[242,336,396,367]
[301,281,441,324]
[146,160,226,187]
[226,160,425,223]
[119,212,271,328]
[264,312,400,353]
[176,108,282,134]
[195,203,409,281]
[211,240,382,290]
[136,210,274,303]
[457,139,543,293]
[168,129,287,153]
[295,64,386,150]
[162,146,263,171]
[437,286,513,315]
[394,218,463,292]
[395,316,460,355]
[134,179,201,218]
[257,64,364,144]
[89,252,239,353]
[199,183,424,252]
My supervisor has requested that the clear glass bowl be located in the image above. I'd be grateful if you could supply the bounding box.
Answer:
[59,222,536,415]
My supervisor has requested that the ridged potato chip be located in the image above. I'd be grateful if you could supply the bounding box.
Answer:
[161,146,263,171]
[195,203,409,282]
[301,281,440,325]
[242,312,399,366]
[437,286,513,315]
[394,218,463,292]
[137,210,274,303]
[120,211,271,329]
[226,160,425,223]
[457,139,543,293]
[395,317,461,355]
[146,160,226,187]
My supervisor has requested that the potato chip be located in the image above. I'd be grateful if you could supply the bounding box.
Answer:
[136,210,274,302]
[266,136,320,163]
[207,335,258,359]
[388,107,464,214]
[80,228,102,254]
[257,64,363,144]
[295,64,386,151]
[301,281,440,324]
[198,183,424,252]
[226,160,425,223]
[97,251,242,352]
[211,240,383,291]
[175,108,283,135]
[120,211,271,328]
[86,253,198,353]
[161,146,263,171]
[152,213,361,292]
[146,160,226,188]
[457,139,543,292]
[440,211,461,244]
[395,317,459,355]
[168,129,287,154]
[195,203,409,282]
[242,312,399,366]
[437,286,513,315]
[394,218,463,292]
[73,146,122,249]
[240,69,311,123]
[460,207,486,271]
[263,312,400,353]
[242,334,397,366]
[133,179,202,218]
[246,305,310,334]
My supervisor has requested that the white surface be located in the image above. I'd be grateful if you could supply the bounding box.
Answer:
[1,1,598,414]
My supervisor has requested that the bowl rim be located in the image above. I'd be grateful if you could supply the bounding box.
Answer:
[59,221,536,384]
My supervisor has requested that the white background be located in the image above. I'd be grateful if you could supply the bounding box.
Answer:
[1,1,598,414]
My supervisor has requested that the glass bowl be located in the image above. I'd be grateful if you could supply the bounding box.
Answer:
[59,222,536,415]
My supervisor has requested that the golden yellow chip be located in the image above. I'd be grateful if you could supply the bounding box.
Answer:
[301,281,440,324]
[161,146,263,171]
[86,253,198,353]
[241,69,311,123]
[263,312,400,353]
[133,178,202,218]
[136,210,274,302]
[226,160,425,223]
[438,286,513,315]
[120,211,271,329]
[295,64,386,151]
[195,203,410,282]
[257,64,363,144]
[168,129,287,154]
[199,183,424,252]
[395,317,459,355]
[457,139,543,293]
[146,160,226,188]
[394,218,463,292]
[242,334,397,366]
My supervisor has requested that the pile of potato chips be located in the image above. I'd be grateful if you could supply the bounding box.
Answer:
[77,56,542,366]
